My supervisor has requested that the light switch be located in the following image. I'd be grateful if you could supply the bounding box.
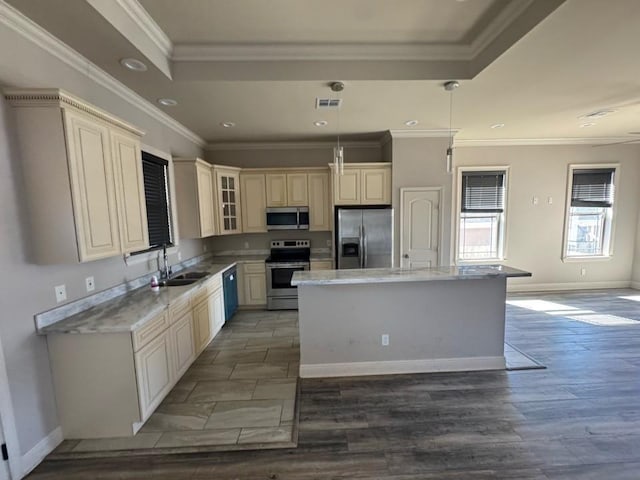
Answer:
[547,196,553,205]
[55,284,67,303]
[532,196,539,205]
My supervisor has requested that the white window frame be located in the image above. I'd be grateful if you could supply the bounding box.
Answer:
[454,166,510,264]
[562,163,618,262]
[124,144,181,266]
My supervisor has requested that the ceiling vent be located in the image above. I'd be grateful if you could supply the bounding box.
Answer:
[316,98,342,109]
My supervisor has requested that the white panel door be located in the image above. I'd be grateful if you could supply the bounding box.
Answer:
[400,188,440,269]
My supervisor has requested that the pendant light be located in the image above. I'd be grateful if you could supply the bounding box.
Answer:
[444,80,459,174]
[331,81,345,176]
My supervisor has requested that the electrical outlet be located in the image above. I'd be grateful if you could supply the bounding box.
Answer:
[326,239,332,247]
[547,196,553,205]
[244,241,249,249]
[532,196,539,205]
[85,276,95,292]
[581,268,587,276]
[55,284,67,303]
[381,334,389,346]
[177,251,182,261]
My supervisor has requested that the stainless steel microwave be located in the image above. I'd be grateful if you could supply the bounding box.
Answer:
[266,207,309,230]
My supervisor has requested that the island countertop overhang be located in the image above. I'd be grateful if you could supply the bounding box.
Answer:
[292,265,531,286]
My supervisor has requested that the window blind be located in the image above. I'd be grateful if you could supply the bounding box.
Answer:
[142,152,172,248]
[461,171,506,213]
[571,168,615,207]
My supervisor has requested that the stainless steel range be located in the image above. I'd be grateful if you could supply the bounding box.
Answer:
[266,240,310,310]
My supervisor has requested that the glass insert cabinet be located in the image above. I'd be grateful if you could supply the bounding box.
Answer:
[215,167,242,235]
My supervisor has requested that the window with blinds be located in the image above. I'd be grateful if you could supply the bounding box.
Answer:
[458,170,507,261]
[141,151,172,249]
[565,166,616,258]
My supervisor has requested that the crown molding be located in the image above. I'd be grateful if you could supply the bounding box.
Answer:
[206,141,381,151]
[469,0,535,56]
[0,0,205,147]
[455,137,638,147]
[172,43,473,62]
[113,0,172,57]
[4,88,146,136]
[388,129,458,139]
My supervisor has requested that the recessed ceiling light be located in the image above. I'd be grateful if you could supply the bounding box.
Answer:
[120,57,147,72]
[580,122,596,128]
[314,120,328,127]
[579,109,616,120]
[157,98,177,107]
[220,121,236,128]
[405,120,419,127]
[490,123,505,129]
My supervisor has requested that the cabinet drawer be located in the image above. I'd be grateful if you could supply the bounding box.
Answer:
[132,311,169,352]
[168,294,191,324]
[243,262,266,274]
[191,283,211,306]
[311,260,333,270]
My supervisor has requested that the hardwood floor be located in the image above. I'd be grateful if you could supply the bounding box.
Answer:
[28,289,640,479]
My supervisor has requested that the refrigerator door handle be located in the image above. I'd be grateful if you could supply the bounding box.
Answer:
[362,225,367,268]
[359,225,364,268]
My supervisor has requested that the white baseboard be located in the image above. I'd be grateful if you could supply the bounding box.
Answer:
[21,426,62,477]
[300,356,505,378]
[507,280,631,293]
[630,281,640,290]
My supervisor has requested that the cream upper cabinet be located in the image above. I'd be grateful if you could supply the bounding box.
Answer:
[64,109,122,261]
[286,173,309,206]
[266,174,287,207]
[173,158,216,238]
[111,129,149,253]
[266,172,309,207]
[214,166,242,235]
[361,167,391,205]
[331,163,392,206]
[240,173,267,233]
[5,89,147,263]
[308,172,330,231]
[333,168,361,205]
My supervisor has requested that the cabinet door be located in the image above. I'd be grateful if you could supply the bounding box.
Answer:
[361,168,391,205]
[334,169,360,205]
[211,288,225,338]
[286,173,308,206]
[310,260,333,270]
[240,174,267,233]
[134,330,173,420]
[192,298,212,353]
[111,129,149,252]
[308,172,330,231]
[266,174,287,207]
[244,273,267,305]
[64,109,121,261]
[196,164,215,237]
[170,311,195,379]
[217,170,242,234]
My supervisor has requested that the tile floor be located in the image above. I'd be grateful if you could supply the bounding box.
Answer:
[52,309,300,457]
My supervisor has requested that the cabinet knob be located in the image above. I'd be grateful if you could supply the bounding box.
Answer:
[403,254,409,258]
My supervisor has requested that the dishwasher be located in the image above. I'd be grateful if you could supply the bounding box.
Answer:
[222,266,238,322]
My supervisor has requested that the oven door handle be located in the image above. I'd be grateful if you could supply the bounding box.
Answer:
[266,262,310,269]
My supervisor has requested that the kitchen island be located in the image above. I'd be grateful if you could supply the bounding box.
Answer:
[291,265,531,378]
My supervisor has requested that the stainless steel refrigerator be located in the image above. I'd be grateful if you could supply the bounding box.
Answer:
[336,207,393,269]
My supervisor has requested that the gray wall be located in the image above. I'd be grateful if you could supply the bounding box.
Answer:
[391,136,453,266]
[206,145,380,168]
[0,23,205,455]
[454,145,640,288]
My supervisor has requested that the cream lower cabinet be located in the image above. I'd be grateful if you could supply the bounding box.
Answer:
[310,260,333,270]
[6,89,148,263]
[46,273,226,439]
[239,261,267,306]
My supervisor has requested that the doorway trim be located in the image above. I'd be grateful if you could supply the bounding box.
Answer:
[399,187,444,268]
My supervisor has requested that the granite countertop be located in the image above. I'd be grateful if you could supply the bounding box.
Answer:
[292,265,531,286]
[40,260,237,335]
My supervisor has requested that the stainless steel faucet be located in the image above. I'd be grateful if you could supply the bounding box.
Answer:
[160,244,172,280]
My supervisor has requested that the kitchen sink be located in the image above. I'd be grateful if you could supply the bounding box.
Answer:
[160,278,199,287]
[172,271,209,280]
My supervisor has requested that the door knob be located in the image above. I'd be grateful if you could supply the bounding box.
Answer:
[403,254,409,258]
